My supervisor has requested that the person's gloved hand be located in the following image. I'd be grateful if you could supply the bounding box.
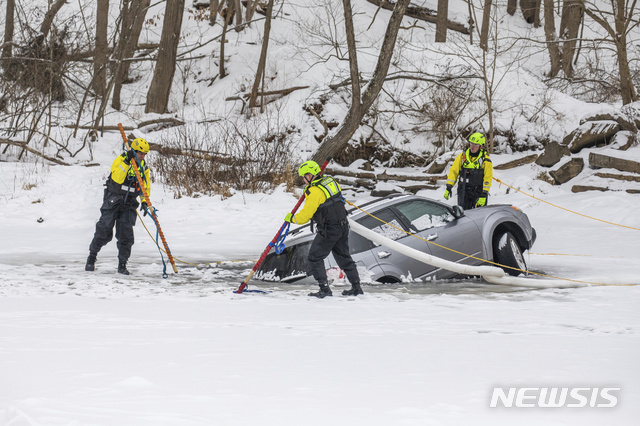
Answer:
[443,185,452,200]
[140,202,148,216]
[284,213,294,223]
[476,192,487,207]
[124,150,136,164]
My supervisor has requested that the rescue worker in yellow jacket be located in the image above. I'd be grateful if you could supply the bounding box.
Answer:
[85,138,151,274]
[284,160,363,298]
[445,133,493,209]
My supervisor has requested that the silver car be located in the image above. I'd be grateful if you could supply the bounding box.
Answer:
[256,194,536,284]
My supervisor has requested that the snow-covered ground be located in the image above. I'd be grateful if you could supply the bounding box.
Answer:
[1,142,639,425]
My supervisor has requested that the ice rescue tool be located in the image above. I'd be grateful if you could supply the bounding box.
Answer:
[117,123,178,274]
[235,157,332,293]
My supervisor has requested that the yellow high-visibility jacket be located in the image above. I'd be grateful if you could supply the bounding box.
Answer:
[109,153,151,202]
[446,148,493,193]
[290,176,342,225]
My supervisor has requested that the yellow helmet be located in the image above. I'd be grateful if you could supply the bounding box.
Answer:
[131,138,150,153]
[298,160,321,177]
[468,133,485,146]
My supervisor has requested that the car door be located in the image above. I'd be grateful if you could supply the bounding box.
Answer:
[392,199,484,279]
[356,207,436,281]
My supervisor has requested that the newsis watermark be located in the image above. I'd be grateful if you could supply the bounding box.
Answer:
[489,387,621,408]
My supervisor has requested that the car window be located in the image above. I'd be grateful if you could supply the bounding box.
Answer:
[349,231,376,255]
[357,208,407,241]
[394,200,454,231]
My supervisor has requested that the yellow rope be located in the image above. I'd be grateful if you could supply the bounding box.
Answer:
[345,199,635,287]
[493,177,640,231]
[136,211,256,267]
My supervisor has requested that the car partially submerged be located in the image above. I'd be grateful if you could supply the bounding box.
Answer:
[256,194,536,284]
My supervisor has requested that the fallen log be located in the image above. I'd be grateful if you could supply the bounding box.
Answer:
[0,139,70,166]
[366,0,469,35]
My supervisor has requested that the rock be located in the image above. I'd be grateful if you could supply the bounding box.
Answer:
[609,130,636,151]
[426,159,448,174]
[398,183,439,194]
[549,158,584,184]
[563,121,620,153]
[571,185,608,193]
[627,189,640,194]
[580,112,638,133]
[594,172,640,182]
[534,142,570,167]
[589,152,640,174]
[620,101,640,130]
[494,154,538,170]
[371,188,403,197]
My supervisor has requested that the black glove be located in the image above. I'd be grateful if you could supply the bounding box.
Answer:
[124,150,136,164]
[140,202,148,216]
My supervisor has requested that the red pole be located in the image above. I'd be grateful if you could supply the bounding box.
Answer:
[236,158,331,293]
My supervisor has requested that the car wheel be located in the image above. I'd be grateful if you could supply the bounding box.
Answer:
[493,231,527,276]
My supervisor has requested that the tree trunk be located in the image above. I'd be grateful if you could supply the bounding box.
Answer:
[220,2,234,79]
[479,0,492,51]
[520,0,541,26]
[343,0,361,106]
[507,0,517,15]
[612,0,637,104]
[248,0,275,110]
[39,0,66,42]
[145,0,185,114]
[210,0,220,25]
[2,0,15,60]
[112,0,151,110]
[435,0,448,42]
[93,0,109,98]
[311,0,410,164]
[234,0,243,30]
[543,0,562,77]
[559,0,583,78]
[583,0,638,104]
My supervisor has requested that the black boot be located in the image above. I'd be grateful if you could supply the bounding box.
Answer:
[342,282,364,296]
[85,254,96,271]
[309,282,332,298]
[117,262,130,275]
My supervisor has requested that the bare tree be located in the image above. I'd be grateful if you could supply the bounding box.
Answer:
[209,0,220,26]
[582,0,639,104]
[507,0,517,15]
[436,0,449,42]
[520,0,541,26]
[219,1,234,79]
[39,0,67,43]
[479,0,492,51]
[93,0,109,98]
[249,0,275,111]
[543,0,562,77]
[559,0,583,78]
[311,0,411,164]
[112,0,151,110]
[2,0,15,60]
[145,0,186,113]
[234,0,243,30]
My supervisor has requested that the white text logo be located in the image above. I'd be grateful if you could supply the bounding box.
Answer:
[489,387,620,408]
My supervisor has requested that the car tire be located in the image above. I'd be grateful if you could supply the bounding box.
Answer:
[493,231,527,276]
